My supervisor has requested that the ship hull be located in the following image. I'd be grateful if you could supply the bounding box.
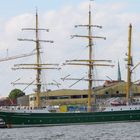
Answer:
[1,109,140,128]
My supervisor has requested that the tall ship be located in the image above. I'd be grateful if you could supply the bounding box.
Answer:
[1,2,140,128]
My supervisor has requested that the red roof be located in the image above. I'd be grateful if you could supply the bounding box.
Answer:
[103,80,120,86]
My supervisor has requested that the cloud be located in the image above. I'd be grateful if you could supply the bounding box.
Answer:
[5,14,34,34]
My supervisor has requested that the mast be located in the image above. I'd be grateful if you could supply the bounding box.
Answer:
[36,10,41,107]
[117,61,121,81]
[126,24,132,105]
[12,10,60,108]
[88,4,93,112]
[63,2,113,112]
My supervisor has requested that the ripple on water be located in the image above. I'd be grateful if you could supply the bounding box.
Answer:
[0,122,140,140]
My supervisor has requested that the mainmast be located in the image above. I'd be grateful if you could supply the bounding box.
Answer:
[126,24,132,105]
[63,2,113,112]
[36,10,41,107]
[12,10,60,107]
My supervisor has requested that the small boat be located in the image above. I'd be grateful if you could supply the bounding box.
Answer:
[0,118,6,128]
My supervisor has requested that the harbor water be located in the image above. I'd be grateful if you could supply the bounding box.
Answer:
[0,122,140,140]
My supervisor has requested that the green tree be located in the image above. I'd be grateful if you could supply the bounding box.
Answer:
[9,89,25,99]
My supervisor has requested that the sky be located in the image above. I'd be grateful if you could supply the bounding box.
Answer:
[0,0,140,97]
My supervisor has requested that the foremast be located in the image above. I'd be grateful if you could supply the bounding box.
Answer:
[12,10,60,108]
[63,3,113,112]
[88,4,93,113]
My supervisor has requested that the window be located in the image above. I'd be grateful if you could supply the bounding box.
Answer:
[49,96,58,100]
[83,95,88,98]
[40,96,47,100]
[59,96,69,99]
[105,92,109,95]
[71,95,81,99]
[48,96,70,100]
[30,97,36,101]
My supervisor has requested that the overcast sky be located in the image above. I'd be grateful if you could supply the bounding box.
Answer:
[0,0,140,97]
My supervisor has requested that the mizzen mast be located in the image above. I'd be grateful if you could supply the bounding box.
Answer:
[126,24,140,103]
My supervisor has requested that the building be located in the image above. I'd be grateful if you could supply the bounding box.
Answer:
[0,97,17,106]
[29,89,88,108]
[28,81,140,108]
[17,95,29,106]
[95,81,140,98]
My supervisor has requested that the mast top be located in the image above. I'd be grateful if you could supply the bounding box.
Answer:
[89,0,94,12]
[36,7,38,15]
[89,3,91,13]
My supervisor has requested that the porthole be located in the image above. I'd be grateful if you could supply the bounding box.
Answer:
[105,92,109,95]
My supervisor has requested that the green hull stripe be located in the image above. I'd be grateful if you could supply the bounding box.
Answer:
[1,110,140,128]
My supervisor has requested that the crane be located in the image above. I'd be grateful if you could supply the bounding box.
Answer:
[0,50,36,62]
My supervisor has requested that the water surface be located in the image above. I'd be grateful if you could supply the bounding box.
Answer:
[0,122,140,140]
